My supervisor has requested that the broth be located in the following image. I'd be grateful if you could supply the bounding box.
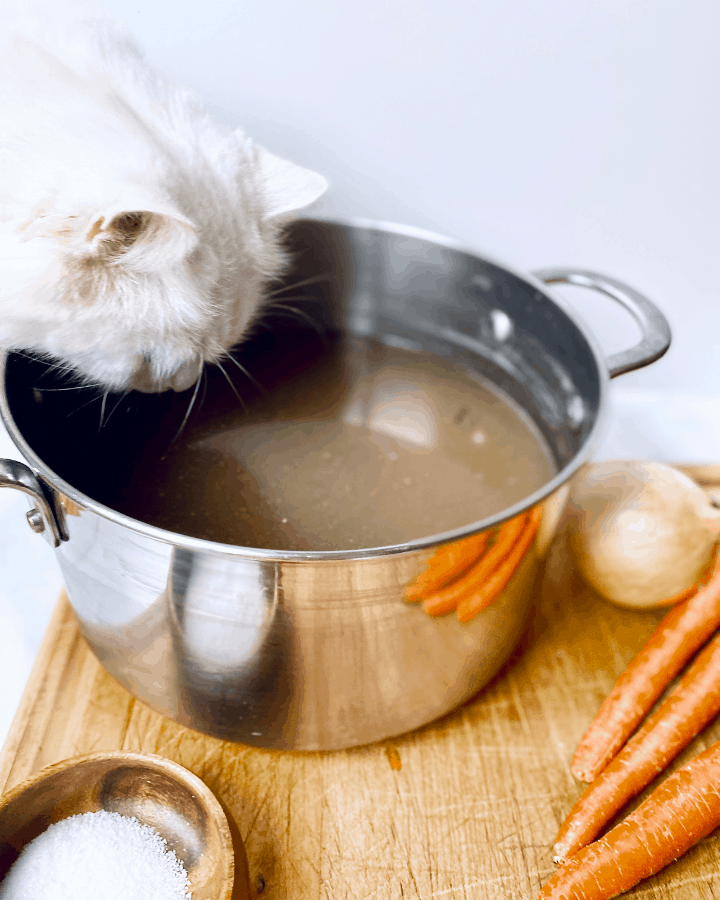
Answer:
[111,337,555,550]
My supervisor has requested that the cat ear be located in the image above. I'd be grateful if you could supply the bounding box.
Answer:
[83,199,198,271]
[254,144,328,219]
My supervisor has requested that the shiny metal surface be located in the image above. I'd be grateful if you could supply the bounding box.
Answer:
[25,508,45,533]
[54,511,544,749]
[533,268,672,378]
[0,458,64,547]
[0,218,671,750]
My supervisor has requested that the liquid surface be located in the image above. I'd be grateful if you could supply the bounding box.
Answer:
[116,339,555,550]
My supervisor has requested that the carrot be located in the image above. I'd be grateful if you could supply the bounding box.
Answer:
[539,739,720,899]
[422,512,528,617]
[456,505,543,622]
[554,631,720,862]
[571,552,720,782]
[405,532,489,601]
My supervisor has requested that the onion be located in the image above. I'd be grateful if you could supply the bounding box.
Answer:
[567,460,720,609]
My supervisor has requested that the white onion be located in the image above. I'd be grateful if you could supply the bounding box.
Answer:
[567,460,720,609]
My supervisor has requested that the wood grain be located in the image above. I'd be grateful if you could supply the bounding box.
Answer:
[4,501,720,898]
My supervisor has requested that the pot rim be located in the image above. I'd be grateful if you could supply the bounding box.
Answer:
[0,215,609,561]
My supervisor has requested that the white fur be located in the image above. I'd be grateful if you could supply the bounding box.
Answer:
[0,1,327,391]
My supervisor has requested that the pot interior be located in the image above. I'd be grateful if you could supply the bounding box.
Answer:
[3,220,602,548]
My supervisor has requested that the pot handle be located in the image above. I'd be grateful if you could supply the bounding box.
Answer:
[532,268,671,378]
[0,459,65,548]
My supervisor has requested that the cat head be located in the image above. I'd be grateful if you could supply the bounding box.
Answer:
[3,142,327,393]
[1,10,328,393]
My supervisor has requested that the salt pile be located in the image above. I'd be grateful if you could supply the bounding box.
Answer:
[0,809,191,899]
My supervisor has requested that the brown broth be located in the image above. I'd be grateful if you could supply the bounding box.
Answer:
[115,338,555,550]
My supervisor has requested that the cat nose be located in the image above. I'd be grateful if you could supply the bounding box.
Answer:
[132,355,202,393]
[168,356,203,392]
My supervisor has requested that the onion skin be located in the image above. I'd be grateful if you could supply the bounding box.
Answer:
[567,461,720,609]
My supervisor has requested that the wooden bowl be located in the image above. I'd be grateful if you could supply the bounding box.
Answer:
[0,751,239,899]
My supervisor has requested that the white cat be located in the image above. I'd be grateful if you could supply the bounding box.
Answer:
[0,1,328,392]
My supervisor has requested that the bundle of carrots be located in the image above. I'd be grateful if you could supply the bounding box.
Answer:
[404,506,542,622]
[540,549,720,899]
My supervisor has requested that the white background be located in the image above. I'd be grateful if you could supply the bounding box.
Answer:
[2,0,720,743]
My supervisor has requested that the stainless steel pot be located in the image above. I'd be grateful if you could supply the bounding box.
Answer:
[0,218,670,750]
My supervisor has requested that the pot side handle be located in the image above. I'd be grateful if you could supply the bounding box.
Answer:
[531,268,671,378]
[0,459,65,548]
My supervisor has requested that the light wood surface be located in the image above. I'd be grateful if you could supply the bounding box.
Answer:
[4,518,720,898]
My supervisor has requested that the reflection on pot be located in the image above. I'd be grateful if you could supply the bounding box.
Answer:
[406,505,543,621]
[169,549,292,742]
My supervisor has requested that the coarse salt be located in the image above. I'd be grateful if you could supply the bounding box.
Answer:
[0,809,191,900]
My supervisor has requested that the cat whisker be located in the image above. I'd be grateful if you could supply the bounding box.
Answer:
[10,349,60,366]
[40,359,80,378]
[47,362,81,376]
[12,350,81,380]
[268,294,321,309]
[65,393,104,419]
[103,391,129,430]
[268,273,331,298]
[11,350,43,364]
[214,360,246,412]
[98,392,108,432]
[265,300,323,333]
[221,352,266,394]
[172,369,204,442]
[200,364,208,409]
[33,384,94,393]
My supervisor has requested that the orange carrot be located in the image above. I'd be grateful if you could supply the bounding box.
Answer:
[405,532,489,601]
[571,552,720,783]
[456,505,543,622]
[423,512,528,617]
[539,739,720,899]
[554,631,720,862]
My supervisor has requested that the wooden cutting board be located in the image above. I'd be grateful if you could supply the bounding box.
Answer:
[4,477,720,899]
